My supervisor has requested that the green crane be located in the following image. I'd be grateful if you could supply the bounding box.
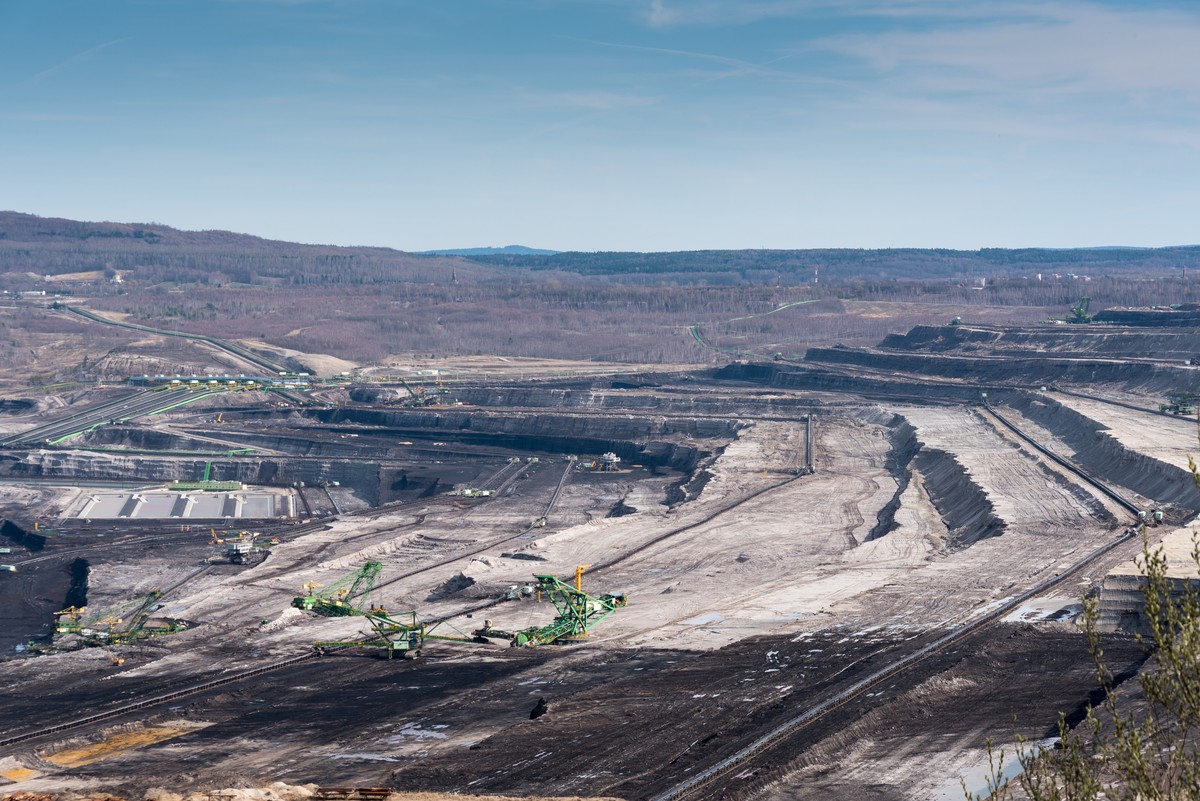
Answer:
[310,567,628,658]
[292,561,384,616]
[389,376,438,407]
[56,591,186,646]
[315,610,480,658]
[474,566,628,647]
[1160,392,1198,415]
[1068,296,1092,324]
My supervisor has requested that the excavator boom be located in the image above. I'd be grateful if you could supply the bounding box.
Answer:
[293,561,383,616]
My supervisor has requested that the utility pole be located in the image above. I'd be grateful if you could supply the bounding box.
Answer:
[804,414,814,474]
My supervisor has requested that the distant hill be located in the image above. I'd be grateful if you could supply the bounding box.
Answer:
[419,245,560,256]
[0,210,297,249]
[0,210,487,285]
[0,210,413,253]
[4,210,1200,287]
[465,245,1200,280]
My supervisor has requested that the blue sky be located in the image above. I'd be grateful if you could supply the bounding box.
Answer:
[2,0,1198,251]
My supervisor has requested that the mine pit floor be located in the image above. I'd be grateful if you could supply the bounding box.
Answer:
[1,359,1195,800]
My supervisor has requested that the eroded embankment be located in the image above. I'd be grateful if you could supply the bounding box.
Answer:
[864,416,1004,548]
[866,418,920,541]
[357,383,859,417]
[915,447,1006,547]
[804,346,1200,393]
[880,324,1200,360]
[1006,394,1200,512]
[308,407,731,470]
[715,362,1014,403]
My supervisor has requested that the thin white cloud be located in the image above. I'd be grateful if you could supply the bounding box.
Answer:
[31,38,128,82]
[641,0,1034,27]
[0,112,90,122]
[572,37,812,89]
[817,6,1200,96]
[582,38,783,75]
[541,90,659,110]
[742,2,1200,149]
[639,0,1195,29]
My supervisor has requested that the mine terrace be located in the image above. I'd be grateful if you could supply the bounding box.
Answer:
[4,288,1200,800]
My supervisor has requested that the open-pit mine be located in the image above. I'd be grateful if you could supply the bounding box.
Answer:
[4,308,1200,800]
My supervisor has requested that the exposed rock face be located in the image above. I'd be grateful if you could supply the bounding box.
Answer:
[1098,526,1200,633]
[1094,306,1200,327]
[882,323,1200,359]
[356,378,847,416]
[65,557,89,608]
[804,346,1200,392]
[309,407,725,471]
[0,451,393,505]
[714,362,1017,403]
[866,419,920,542]
[915,448,1005,548]
[1008,394,1200,512]
[0,403,732,508]
[319,405,740,439]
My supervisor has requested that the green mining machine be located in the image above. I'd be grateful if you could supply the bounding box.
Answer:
[1160,392,1198,415]
[473,568,628,647]
[312,566,627,658]
[1067,296,1092,324]
[53,592,189,647]
[315,610,480,659]
[292,561,383,616]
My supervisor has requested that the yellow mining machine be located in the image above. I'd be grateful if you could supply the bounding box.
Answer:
[53,605,87,635]
[212,529,274,564]
[55,593,189,648]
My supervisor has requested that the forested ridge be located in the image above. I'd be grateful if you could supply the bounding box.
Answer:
[6,211,1200,286]
[468,245,1200,280]
[3,210,1199,365]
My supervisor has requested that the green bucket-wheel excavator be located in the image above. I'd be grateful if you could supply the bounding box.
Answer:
[311,566,627,658]
[473,566,628,647]
[292,561,383,617]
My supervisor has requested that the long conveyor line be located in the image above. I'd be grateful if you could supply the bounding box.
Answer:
[650,519,1141,800]
[651,401,1146,800]
[0,399,1150,766]
[61,306,288,375]
[0,469,809,749]
[978,401,1143,517]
